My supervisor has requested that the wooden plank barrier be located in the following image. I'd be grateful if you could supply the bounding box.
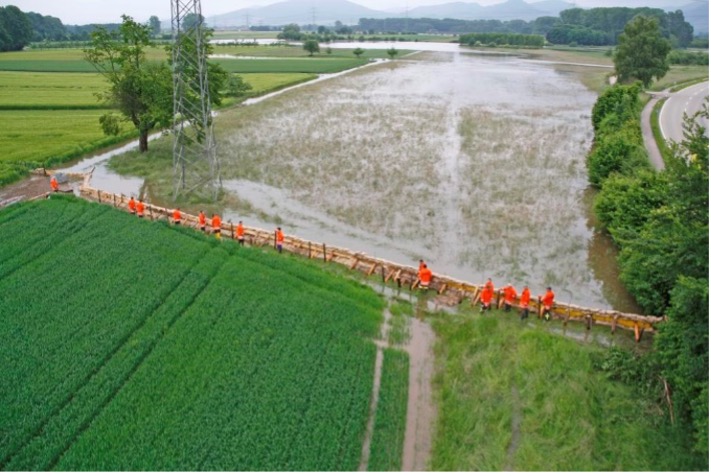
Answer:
[78,184,664,341]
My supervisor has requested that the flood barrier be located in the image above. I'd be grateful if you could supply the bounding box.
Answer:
[77,184,664,342]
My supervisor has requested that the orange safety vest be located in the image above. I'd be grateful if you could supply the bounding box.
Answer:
[481,286,493,304]
[504,286,517,304]
[519,288,531,307]
[419,267,432,285]
[276,230,284,244]
[50,177,58,191]
[485,279,494,291]
[136,202,145,215]
[128,198,136,212]
[236,223,244,237]
[198,212,206,226]
[212,215,221,229]
[173,210,181,221]
[542,291,555,308]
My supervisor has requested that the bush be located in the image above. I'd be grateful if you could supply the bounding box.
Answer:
[587,130,649,187]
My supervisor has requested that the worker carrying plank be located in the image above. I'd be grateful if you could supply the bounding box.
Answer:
[418,263,432,289]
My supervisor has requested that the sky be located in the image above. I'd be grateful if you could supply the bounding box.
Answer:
[0,0,695,25]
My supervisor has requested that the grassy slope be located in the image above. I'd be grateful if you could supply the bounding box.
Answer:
[429,307,702,471]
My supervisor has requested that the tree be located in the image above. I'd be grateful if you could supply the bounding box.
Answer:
[386,47,398,59]
[303,39,319,56]
[149,15,161,37]
[84,15,173,152]
[613,15,671,88]
[0,5,33,51]
[277,23,302,41]
[353,47,365,58]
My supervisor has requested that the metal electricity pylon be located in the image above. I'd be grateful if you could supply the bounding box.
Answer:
[171,0,220,200]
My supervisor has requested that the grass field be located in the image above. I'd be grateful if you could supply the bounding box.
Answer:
[0,195,409,471]
[428,308,703,471]
[0,72,107,109]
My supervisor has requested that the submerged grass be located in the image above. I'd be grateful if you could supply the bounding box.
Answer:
[429,307,702,471]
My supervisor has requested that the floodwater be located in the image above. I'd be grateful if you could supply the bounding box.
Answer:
[57,42,641,313]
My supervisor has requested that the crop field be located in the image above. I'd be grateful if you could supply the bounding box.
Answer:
[0,195,409,471]
[215,57,368,74]
[0,72,106,109]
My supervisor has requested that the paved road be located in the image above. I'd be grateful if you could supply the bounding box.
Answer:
[642,81,709,171]
[659,81,709,144]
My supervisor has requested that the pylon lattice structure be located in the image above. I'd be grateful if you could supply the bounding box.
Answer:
[171,0,220,200]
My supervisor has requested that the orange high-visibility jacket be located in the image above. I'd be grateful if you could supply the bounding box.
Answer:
[542,290,555,308]
[128,198,136,212]
[276,229,284,244]
[520,288,531,307]
[173,209,181,221]
[136,201,145,215]
[236,223,244,237]
[419,267,432,285]
[50,177,58,191]
[212,215,221,229]
[198,212,206,226]
[504,286,517,303]
[485,279,494,291]
[481,286,493,304]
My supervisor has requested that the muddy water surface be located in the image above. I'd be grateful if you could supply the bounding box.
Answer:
[57,45,640,312]
[217,50,627,310]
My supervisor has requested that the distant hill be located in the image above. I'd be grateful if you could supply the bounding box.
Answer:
[406,0,574,21]
[207,0,386,28]
[675,1,709,34]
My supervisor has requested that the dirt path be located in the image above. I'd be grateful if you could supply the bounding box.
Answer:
[0,174,53,207]
[401,317,437,471]
[641,90,669,171]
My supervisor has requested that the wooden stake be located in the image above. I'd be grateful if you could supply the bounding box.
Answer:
[322,243,327,262]
[438,283,447,295]
[367,263,377,276]
[634,323,640,342]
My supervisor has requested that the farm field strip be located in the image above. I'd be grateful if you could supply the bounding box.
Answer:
[5,246,228,470]
[0,199,212,467]
[55,248,381,470]
[215,57,368,74]
[0,72,107,108]
[1,197,399,471]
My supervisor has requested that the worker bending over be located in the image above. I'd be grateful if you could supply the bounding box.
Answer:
[480,282,494,313]
[502,283,517,312]
[418,264,432,289]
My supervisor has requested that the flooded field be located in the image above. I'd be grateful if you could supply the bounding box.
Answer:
[216,51,623,310]
[59,46,638,312]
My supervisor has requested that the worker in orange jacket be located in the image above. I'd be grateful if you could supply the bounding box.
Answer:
[502,283,517,312]
[136,199,145,218]
[172,208,182,225]
[418,264,432,289]
[275,227,284,253]
[128,196,136,215]
[540,287,555,321]
[50,176,58,192]
[236,220,245,245]
[519,286,531,320]
[211,213,222,237]
[480,283,494,313]
[198,211,206,232]
[418,259,426,272]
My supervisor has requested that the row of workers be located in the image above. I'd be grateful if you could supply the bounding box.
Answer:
[417,260,555,320]
[126,197,285,252]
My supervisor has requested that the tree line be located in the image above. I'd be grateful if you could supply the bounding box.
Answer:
[458,32,544,48]
[358,7,696,47]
